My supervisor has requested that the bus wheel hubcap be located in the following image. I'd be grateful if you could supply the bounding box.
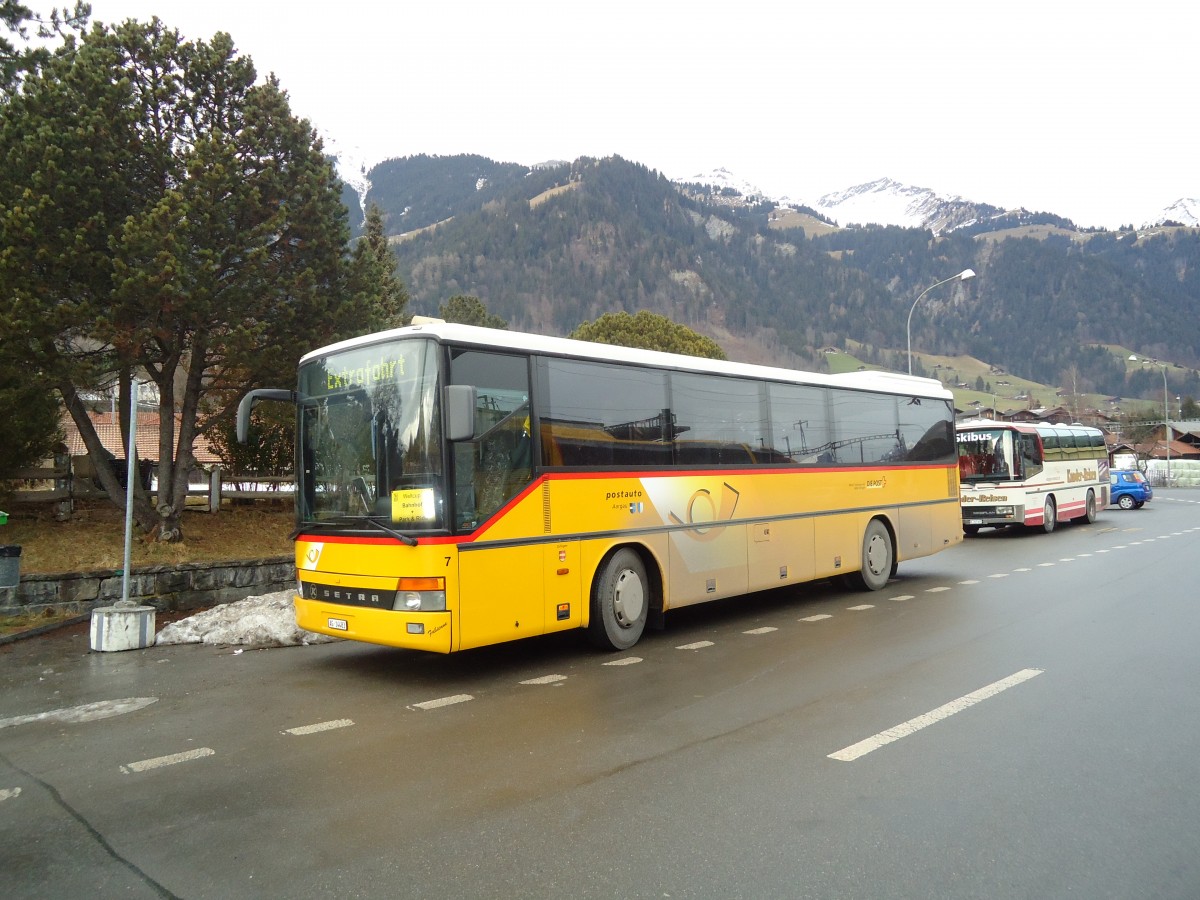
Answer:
[865,535,887,575]
[612,570,645,628]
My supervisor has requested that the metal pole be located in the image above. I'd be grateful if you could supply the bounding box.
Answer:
[121,383,138,603]
[906,270,975,375]
[1162,366,1170,486]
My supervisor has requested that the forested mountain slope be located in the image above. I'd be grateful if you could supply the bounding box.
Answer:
[356,154,1200,400]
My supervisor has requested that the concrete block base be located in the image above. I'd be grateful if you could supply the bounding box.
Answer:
[90,605,156,652]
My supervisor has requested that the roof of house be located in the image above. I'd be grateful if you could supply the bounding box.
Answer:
[61,410,221,465]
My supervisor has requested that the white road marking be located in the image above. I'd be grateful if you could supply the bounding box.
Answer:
[283,719,354,736]
[828,668,1044,762]
[1058,558,1075,562]
[890,595,914,602]
[801,614,832,622]
[121,748,215,774]
[0,788,21,803]
[847,604,874,611]
[602,656,643,666]
[520,674,567,685]
[988,573,1009,579]
[744,626,778,635]
[1038,562,1055,567]
[676,641,714,650]
[411,694,473,711]
[958,580,979,585]
[1014,567,1032,571]
[1077,553,1093,557]
[926,586,951,593]
[0,697,158,730]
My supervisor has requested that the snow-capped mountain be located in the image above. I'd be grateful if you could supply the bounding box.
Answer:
[322,131,373,226]
[811,178,998,232]
[1148,198,1200,228]
[675,171,999,233]
[675,167,770,202]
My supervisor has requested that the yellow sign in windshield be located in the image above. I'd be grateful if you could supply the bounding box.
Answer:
[392,488,436,523]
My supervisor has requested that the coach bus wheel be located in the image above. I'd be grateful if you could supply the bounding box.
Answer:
[588,548,649,651]
[852,519,893,591]
[1078,489,1097,524]
[1040,497,1057,534]
[963,524,980,536]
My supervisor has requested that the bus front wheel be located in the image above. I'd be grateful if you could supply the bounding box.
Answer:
[851,519,893,591]
[1041,497,1057,534]
[588,548,649,651]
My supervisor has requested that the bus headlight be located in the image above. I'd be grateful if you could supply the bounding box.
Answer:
[393,577,446,612]
[996,506,1015,517]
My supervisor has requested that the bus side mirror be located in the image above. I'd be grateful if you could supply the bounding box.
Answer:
[445,385,477,442]
[236,389,297,444]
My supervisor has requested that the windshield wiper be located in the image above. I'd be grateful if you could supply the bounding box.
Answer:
[293,516,418,546]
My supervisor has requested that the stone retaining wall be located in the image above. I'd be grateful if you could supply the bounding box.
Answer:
[0,557,294,618]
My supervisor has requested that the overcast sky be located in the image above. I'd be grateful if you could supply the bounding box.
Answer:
[71,1,1196,228]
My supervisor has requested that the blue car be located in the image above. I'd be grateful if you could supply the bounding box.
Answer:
[1109,469,1153,509]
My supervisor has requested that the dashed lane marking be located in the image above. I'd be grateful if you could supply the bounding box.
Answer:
[988,574,1009,579]
[283,719,354,736]
[677,641,714,651]
[828,668,1044,762]
[121,748,215,774]
[410,694,473,711]
[744,626,778,635]
[925,586,951,593]
[847,605,875,611]
[958,580,980,585]
[891,595,915,602]
[801,614,833,622]
[602,657,643,666]
[520,674,568,685]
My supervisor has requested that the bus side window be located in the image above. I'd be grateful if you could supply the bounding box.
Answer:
[449,349,532,531]
[1020,434,1043,479]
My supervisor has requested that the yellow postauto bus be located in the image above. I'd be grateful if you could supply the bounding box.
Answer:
[238,322,963,653]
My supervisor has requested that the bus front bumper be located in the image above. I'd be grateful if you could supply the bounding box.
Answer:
[294,596,454,653]
[962,504,1023,527]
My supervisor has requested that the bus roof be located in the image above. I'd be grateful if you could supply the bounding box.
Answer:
[957,418,1104,436]
[301,322,954,401]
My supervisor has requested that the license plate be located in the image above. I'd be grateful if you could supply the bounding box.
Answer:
[967,519,983,525]
[327,617,348,631]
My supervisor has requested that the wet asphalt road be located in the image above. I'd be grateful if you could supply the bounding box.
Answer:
[3,493,1200,899]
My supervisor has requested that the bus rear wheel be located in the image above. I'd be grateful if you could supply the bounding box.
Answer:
[1075,489,1097,524]
[850,519,893,591]
[1040,497,1057,534]
[587,548,649,651]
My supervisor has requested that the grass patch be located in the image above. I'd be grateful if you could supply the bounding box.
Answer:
[1,500,294,576]
[0,608,83,638]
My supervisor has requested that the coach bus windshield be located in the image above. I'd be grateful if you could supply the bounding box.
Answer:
[296,339,443,529]
[957,428,1017,482]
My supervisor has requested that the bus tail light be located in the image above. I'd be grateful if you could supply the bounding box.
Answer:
[394,577,446,612]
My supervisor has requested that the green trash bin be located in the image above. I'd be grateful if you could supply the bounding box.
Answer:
[0,545,20,588]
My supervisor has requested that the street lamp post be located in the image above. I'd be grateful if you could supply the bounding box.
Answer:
[907,268,976,375]
[1129,355,1170,485]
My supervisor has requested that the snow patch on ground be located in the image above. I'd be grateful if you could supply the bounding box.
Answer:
[155,592,337,648]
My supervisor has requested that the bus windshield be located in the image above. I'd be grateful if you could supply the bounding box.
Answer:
[957,427,1017,482]
[297,339,443,528]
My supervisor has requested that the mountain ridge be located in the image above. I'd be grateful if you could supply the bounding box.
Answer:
[344,154,1200,406]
